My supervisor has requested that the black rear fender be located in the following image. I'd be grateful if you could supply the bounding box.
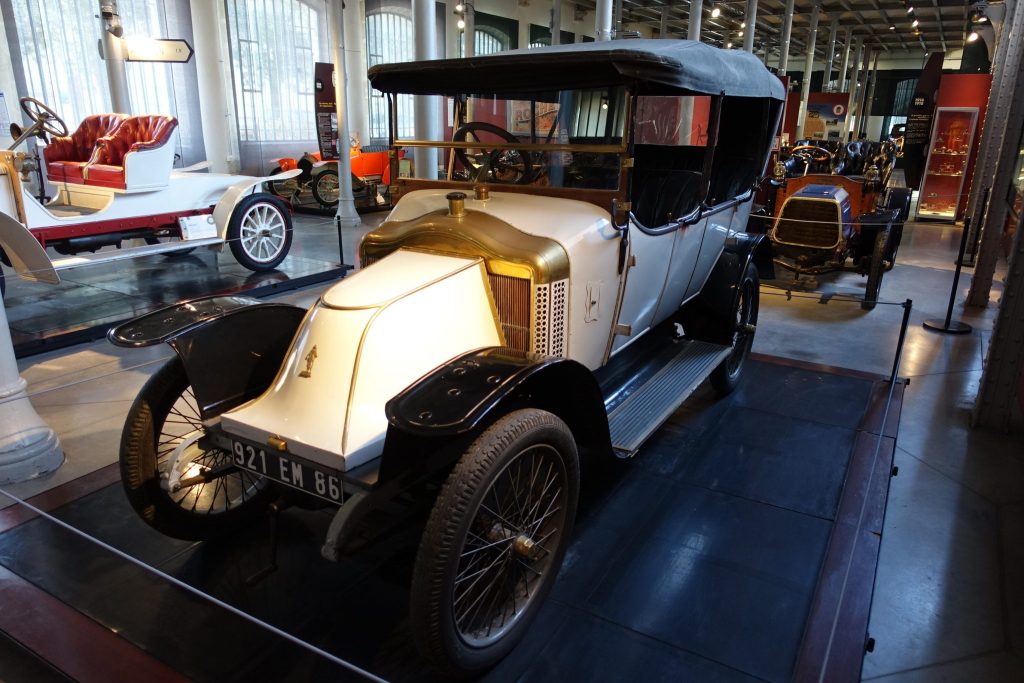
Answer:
[109,295,306,417]
[380,346,612,482]
[680,232,765,345]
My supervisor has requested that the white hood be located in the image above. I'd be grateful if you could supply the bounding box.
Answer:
[221,249,503,471]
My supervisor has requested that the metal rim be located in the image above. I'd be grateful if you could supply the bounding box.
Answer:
[316,172,340,203]
[158,386,264,514]
[239,203,287,263]
[452,443,568,648]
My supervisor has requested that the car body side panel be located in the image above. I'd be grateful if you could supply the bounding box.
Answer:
[684,211,733,300]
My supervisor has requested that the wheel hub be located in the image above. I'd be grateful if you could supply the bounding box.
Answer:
[513,534,536,558]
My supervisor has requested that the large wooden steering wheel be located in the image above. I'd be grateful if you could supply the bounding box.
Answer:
[19,97,68,137]
[790,145,833,163]
[453,121,535,184]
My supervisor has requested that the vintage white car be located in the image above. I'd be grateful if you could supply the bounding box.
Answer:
[110,40,783,676]
[0,97,295,290]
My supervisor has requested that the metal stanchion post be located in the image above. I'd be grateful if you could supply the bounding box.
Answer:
[923,217,973,334]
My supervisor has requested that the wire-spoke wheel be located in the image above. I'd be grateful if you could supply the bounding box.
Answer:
[120,356,274,540]
[711,261,759,396]
[411,408,579,677]
[311,169,340,208]
[228,193,293,272]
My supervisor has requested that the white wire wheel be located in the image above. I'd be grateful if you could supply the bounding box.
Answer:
[227,194,293,271]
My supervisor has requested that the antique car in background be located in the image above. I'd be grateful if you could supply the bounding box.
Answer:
[0,97,295,291]
[267,140,394,209]
[109,40,783,676]
[752,137,911,309]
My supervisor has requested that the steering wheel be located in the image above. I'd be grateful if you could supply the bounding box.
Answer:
[19,97,68,137]
[453,121,535,184]
[790,145,833,163]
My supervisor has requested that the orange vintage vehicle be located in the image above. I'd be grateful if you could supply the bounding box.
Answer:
[267,140,395,209]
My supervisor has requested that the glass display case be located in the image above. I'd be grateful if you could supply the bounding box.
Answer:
[916,107,979,222]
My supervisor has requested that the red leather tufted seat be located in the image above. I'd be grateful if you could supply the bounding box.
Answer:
[86,115,178,190]
[44,114,126,184]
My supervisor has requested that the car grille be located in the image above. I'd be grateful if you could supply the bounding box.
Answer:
[489,273,531,352]
[772,200,842,249]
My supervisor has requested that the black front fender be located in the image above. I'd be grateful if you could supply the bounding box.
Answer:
[381,346,612,481]
[109,295,306,417]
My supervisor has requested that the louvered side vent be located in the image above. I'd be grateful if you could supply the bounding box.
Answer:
[360,255,378,268]
[532,279,569,357]
[487,273,532,352]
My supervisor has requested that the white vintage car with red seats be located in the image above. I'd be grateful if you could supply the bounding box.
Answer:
[0,97,295,290]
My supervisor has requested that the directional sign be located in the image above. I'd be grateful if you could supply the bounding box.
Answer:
[124,38,194,64]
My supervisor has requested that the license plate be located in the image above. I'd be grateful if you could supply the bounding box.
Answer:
[231,439,344,504]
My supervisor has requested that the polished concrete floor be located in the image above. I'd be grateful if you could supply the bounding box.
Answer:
[0,207,1022,680]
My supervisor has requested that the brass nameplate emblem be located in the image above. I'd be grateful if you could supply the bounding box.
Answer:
[299,345,318,378]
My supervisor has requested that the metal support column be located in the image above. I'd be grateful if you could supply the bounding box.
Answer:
[795,3,820,140]
[344,0,371,149]
[837,27,852,92]
[613,0,623,36]
[552,0,562,44]
[595,0,613,40]
[964,0,1023,264]
[329,0,360,232]
[861,51,880,138]
[968,0,1024,306]
[853,46,871,139]
[743,0,757,52]
[688,0,702,42]
[99,1,130,113]
[660,7,670,38]
[823,16,838,92]
[463,4,475,57]
[778,0,795,74]
[841,37,862,141]
[413,0,438,181]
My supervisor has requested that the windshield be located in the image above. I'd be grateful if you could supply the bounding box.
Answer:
[393,87,627,190]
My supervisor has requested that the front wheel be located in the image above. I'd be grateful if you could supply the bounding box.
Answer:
[411,408,579,677]
[311,169,339,208]
[119,357,274,540]
[710,261,759,396]
[862,229,889,311]
[227,193,293,272]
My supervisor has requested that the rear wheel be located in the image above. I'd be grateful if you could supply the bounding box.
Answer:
[710,262,759,396]
[862,229,889,310]
[267,166,298,199]
[120,356,274,540]
[411,408,579,677]
[227,193,292,271]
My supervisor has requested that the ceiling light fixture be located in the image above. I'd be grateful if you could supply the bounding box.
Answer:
[969,9,989,24]
[911,19,919,28]
[726,41,733,48]
[967,30,980,42]
[457,18,465,29]
[889,24,896,30]
[741,21,746,28]
[906,5,914,13]
[711,5,721,18]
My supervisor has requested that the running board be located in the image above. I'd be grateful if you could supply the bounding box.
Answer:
[606,340,730,457]
[50,237,223,271]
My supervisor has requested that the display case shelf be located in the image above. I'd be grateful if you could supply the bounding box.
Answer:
[915,107,979,223]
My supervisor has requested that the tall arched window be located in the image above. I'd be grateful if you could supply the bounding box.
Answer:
[365,9,414,141]
[475,27,509,55]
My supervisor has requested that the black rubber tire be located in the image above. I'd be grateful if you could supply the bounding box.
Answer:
[227,193,293,272]
[862,229,889,311]
[410,408,579,677]
[311,169,340,208]
[710,262,759,396]
[119,356,274,540]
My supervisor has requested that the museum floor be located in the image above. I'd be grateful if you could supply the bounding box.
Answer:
[0,208,1022,681]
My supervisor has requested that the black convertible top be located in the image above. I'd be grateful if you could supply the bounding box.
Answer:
[368,39,785,100]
